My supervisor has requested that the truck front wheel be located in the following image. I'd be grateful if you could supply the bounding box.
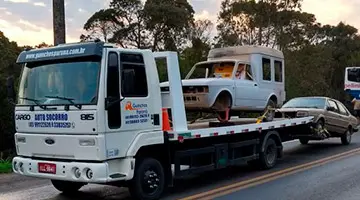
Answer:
[51,180,84,194]
[129,157,165,200]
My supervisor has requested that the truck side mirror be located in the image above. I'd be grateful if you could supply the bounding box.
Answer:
[6,76,16,104]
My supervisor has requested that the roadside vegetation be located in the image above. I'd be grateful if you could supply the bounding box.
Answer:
[0,159,12,174]
[1,0,360,172]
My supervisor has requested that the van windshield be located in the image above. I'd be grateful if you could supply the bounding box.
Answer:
[186,61,235,79]
[18,59,100,106]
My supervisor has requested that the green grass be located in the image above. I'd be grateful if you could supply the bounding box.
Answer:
[0,158,12,173]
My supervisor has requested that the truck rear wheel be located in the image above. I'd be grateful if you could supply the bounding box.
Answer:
[51,180,84,194]
[129,157,165,200]
[259,138,278,169]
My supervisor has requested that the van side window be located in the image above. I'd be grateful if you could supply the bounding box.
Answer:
[262,58,271,81]
[120,53,148,97]
[274,60,282,82]
[245,64,254,81]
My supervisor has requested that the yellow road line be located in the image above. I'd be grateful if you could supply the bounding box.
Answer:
[179,147,360,200]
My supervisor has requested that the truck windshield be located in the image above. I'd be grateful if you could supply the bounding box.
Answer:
[17,59,100,106]
[186,61,235,79]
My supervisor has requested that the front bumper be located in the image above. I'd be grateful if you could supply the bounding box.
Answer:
[12,156,135,183]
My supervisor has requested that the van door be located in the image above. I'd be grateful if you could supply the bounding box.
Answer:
[256,57,275,108]
[234,63,261,109]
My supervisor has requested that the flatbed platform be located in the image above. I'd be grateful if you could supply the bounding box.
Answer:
[167,116,315,141]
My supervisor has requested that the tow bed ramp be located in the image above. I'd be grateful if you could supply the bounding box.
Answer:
[167,116,314,141]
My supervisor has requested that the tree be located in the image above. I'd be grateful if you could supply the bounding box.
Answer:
[143,0,195,51]
[83,9,119,42]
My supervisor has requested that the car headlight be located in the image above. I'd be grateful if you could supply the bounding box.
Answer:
[296,111,309,117]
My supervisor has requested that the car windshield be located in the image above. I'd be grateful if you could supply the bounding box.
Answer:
[17,59,100,106]
[282,97,326,109]
[186,61,235,79]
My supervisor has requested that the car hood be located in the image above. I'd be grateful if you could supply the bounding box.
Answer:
[277,107,322,112]
[159,78,233,87]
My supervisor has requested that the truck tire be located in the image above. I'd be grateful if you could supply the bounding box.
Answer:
[129,157,165,200]
[341,127,352,145]
[51,180,84,194]
[258,138,278,169]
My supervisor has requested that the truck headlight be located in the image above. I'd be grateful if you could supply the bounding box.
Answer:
[79,139,95,146]
[296,111,309,117]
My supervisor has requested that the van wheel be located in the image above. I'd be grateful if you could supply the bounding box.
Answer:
[263,99,276,122]
[341,127,352,145]
[212,93,232,122]
[51,180,85,194]
[129,158,165,200]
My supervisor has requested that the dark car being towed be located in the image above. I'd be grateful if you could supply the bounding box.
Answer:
[276,96,358,145]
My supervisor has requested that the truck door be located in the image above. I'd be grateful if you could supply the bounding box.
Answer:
[104,50,155,158]
[105,51,153,131]
[118,52,153,131]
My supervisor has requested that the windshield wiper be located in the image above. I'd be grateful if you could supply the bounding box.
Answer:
[19,97,48,110]
[45,95,82,110]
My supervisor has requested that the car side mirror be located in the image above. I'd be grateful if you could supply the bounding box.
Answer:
[6,76,16,104]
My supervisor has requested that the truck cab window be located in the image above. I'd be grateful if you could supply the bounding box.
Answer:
[120,53,148,97]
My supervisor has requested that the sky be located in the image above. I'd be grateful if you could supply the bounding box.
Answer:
[0,0,359,46]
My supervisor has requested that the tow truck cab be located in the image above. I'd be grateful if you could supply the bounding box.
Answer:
[9,41,168,181]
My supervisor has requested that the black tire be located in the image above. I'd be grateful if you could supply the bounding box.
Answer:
[51,180,84,194]
[258,138,278,169]
[341,127,352,145]
[263,99,276,122]
[129,157,165,200]
[299,138,309,145]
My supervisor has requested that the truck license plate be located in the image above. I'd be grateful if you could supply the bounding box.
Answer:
[38,163,56,174]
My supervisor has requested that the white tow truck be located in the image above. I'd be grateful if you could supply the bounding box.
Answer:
[7,40,315,200]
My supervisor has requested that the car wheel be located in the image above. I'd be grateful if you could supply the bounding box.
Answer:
[341,127,352,145]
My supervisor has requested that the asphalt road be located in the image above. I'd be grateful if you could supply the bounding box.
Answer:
[1,133,360,200]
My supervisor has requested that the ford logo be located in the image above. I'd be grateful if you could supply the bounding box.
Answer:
[45,138,55,145]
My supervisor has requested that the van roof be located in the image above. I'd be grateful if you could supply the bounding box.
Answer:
[207,45,284,60]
